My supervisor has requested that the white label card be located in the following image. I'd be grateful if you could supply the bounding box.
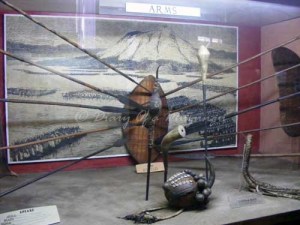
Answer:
[0,205,60,225]
[136,162,165,173]
[126,3,201,17]
[228,194,265,209]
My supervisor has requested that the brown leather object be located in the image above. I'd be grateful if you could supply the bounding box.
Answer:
[122,75,169,163]
[272,47,300,137]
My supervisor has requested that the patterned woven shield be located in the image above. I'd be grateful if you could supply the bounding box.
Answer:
[122,75,169,163]
[272,47,300,137]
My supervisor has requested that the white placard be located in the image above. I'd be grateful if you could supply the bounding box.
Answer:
[126,3,201,17]
[0,205,60,225]
[228,194,265,209]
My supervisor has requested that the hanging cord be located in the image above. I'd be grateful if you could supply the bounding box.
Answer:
[119,207,184,224]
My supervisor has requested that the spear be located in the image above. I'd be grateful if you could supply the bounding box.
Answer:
[174,152,300,160]
[197,44,210,180]
[0,49,146,111]
[0,126,120,151]
[225,91,300,118]
[0,98,113,110]
[171,63,300,114]
[163,34,300,97]
[0,138,126,198]
[183,90,300,136]
[0,98,140,114]
[0,0,151,93]
[174,121,300,146]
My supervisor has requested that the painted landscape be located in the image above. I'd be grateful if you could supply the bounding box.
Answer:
[5,15,238,163]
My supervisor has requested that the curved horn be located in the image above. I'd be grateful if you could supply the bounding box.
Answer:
[161,125,186,182]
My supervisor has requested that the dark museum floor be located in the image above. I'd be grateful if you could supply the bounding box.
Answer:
[0,157,300,225]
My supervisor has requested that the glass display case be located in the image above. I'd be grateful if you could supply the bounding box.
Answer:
[0,0,299,224]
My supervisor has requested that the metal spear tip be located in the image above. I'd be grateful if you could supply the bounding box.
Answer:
[116,95,146,110]
[113,138,127,147]
[156,65,161,79]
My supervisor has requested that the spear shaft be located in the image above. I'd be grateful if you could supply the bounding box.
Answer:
[0,49,146,110]
[175,121,300,146]
[225,91,300,118]
[0,138,125,198]
[0,98,106,110]
[175,152,300,160]
[223,153,300,158]
[164,34,300,97]
[0,0,151,93]
[0,49,116,98]
[0,126,119,151]
[171,63,300,114]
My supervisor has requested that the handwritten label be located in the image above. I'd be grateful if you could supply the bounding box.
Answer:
[136,162,164,173]
[228,194,265,209]
[0,205,60,225]
[126,3,201,17]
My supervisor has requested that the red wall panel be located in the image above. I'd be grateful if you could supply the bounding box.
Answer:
[260,18,300,161]
[238,26,261,152]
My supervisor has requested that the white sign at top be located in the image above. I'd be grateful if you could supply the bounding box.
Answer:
[126,3,201,17]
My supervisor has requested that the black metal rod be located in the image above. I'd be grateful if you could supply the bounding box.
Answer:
[202,84,209,181]
[171,63,300,114]
[164,35,300,97]
[0,49,146,110]
[145,126,155,201]
[175,121,300,146]
[0,49,117,98]
[0,139,125,198]
[146,143,152,201]
[184,91,300,135]
[225,91,300,118]
[0,0,151,94]
[0,126,119,151]
[183,91,300,143]
[0,98,105,110]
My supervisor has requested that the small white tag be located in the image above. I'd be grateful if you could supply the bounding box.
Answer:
[136,162,165,173]
[126,3,201,17]
[0,205,60,225]
[228,194,265,209]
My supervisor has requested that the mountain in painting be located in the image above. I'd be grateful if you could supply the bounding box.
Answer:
[99,28,236,74]
[7,27,236,74]
[100,28,198,64]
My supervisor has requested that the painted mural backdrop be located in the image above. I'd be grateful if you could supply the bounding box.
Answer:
[5,15,238,163]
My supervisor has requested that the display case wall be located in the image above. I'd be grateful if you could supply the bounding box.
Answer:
[2,0,290,173]
[0,20,261,173]
[260,17,300,163]
[0,2,300,225]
